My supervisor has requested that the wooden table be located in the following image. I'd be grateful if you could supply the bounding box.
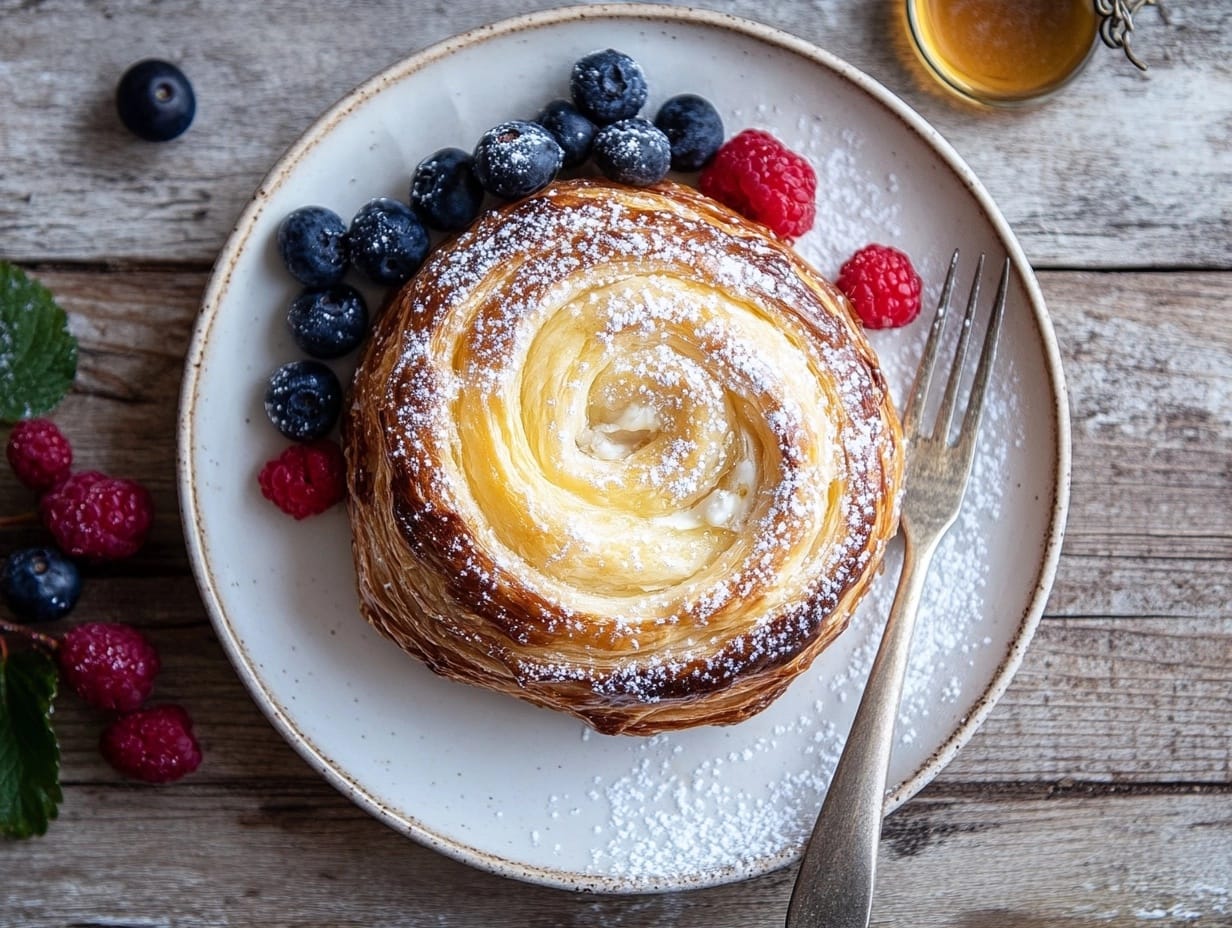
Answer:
[2,2,1229,925]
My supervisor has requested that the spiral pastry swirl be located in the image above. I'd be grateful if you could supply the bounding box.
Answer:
[345,180,903,735]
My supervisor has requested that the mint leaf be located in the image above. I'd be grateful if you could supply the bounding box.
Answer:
[0,262,78,422]
[0,648,62,839]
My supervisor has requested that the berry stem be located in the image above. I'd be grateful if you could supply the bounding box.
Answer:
[0,619,59,653]
[0,511,38,528]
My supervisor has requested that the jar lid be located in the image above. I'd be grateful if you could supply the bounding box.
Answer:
[1097,0,1170,70]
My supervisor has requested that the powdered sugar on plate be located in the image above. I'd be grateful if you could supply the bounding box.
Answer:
[384,105,1026,884]
[735,97,907,279]
[557,340,1020,882]
[190,13,1063,893]
[495,124,1025,882]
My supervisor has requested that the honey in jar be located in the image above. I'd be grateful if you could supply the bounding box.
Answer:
[906,0,1100,106]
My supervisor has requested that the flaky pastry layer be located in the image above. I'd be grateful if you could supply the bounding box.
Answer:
[344,179,903,735]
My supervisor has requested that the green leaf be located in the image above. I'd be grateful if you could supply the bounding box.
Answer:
[0,261,78,422]
[0,648,62,839]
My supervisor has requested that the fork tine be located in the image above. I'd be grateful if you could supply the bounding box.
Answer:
[957,257,1010,455]
[902,249,960,437]
[935,253,985,443]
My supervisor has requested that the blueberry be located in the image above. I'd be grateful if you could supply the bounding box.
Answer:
[115,59,196,142]
[536,100,597,169]
[1,548,81,623]
[264,360,342,442]
[472,121,563,200]
[410,148,485,231]
[654,94,725,171]
[347,198,431,286]
[570,49,648,125]
[591,118,672,186]
[277,206,349,288]
[287,284,368,359]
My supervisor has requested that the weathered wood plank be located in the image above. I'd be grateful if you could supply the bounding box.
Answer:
[3,787,1229,926]
[0,1,1228,267]
[1045,271,1232,628]
[948,616,1232,784]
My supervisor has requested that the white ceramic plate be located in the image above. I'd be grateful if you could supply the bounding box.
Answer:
[179,4,1070,894]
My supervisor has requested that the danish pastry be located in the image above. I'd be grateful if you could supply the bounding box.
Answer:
[344,179,904,735]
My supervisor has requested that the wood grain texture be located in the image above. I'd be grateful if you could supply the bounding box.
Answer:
[0,0,1228,268]
[3,787,1230,927]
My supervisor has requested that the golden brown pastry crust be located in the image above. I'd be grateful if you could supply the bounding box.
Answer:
[344,179,903,735]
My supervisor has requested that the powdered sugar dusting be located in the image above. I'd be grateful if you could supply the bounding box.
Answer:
[735,96,905,278]
[364,108,1039,882]
[564,353,1020,880]
[471,193,1022,878]
[381,183,893,700]
[441,204,1025,880]
[378,159,1024,880]
[196,18,1071,895]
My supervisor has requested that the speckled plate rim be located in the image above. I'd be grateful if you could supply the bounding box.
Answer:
[177,2,1072,894]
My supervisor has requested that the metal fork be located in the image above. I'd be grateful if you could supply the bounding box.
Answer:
[785,250,1010,928]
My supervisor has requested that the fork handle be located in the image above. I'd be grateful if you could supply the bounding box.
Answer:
[785,534,939,928]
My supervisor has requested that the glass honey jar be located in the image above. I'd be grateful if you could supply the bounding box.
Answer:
[905,0,1101,107]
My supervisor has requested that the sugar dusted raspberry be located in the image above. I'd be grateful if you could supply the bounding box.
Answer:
[40,470,154,560]
[258,438,346,519]
[698,129,817,238]
[100,704,202,784]
[837,244,924,329]
[58,621,161,712]
[6,419,73,492]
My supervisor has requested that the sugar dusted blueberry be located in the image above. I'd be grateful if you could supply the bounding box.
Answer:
[287,284,368,359]
[570,49,648,125]
[410,148,485,231]
[654,94,725,171]
[264,360,342,442]
[277,206,349,287]
[472,121,563,200]
[347,198,430,286]
[592,118,672,186]
[536,100,596,168]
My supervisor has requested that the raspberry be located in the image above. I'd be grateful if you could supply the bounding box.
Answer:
[100,704,202,783]
[837,244,924,329]
[258,439,346,519]
[698,129,817,238]
[6,419,73,492]
[40,471,154,560]
[58,621,161,712]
